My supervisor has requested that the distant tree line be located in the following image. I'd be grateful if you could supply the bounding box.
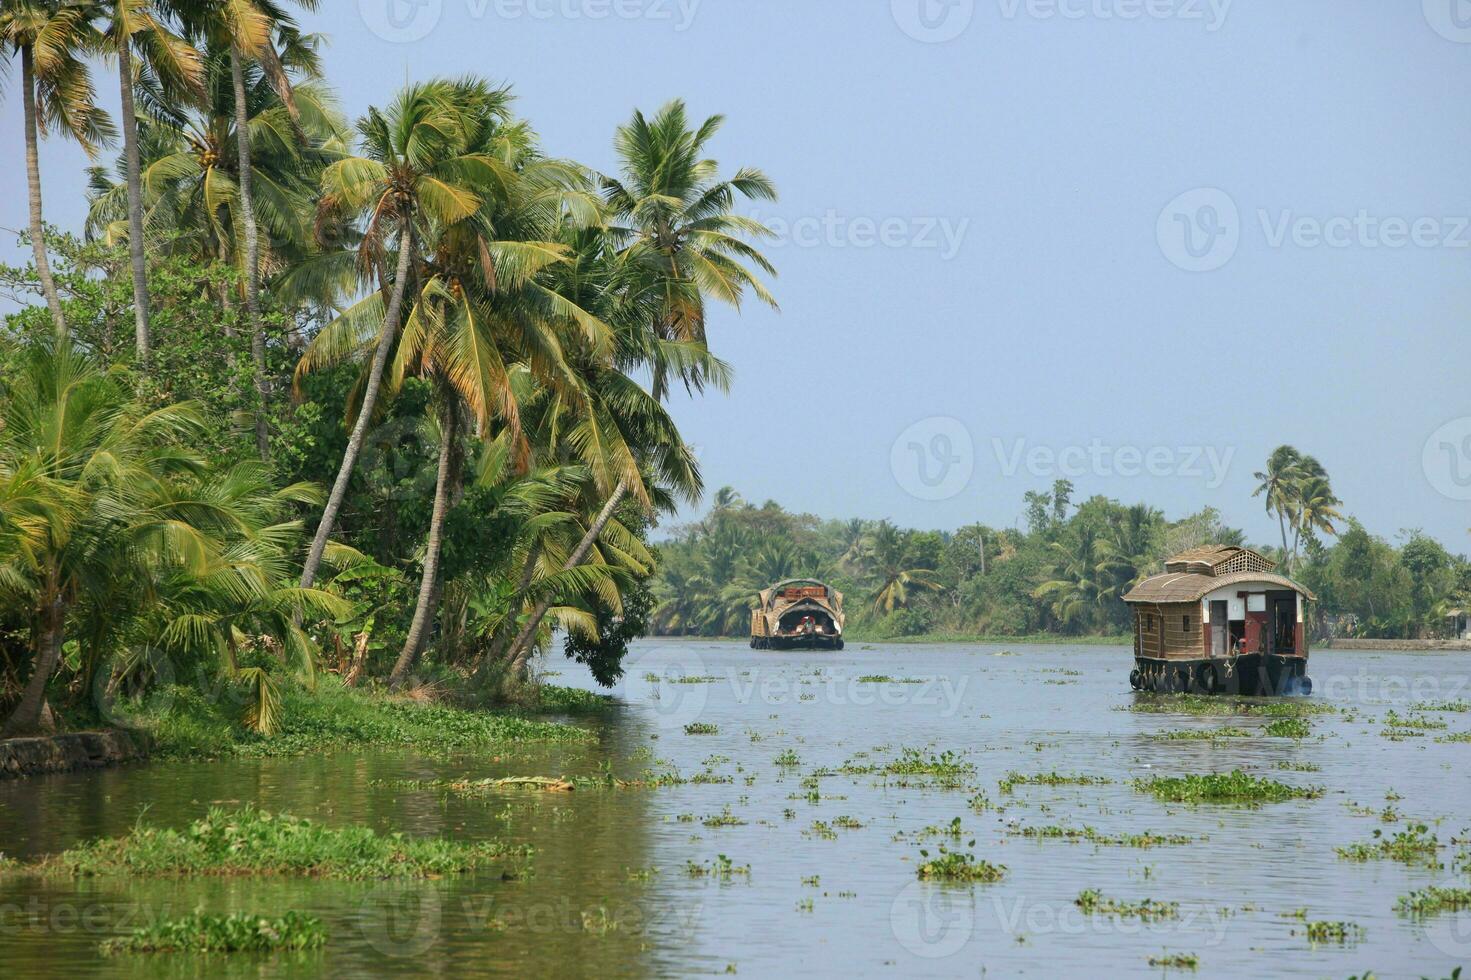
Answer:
[654,454,1471,641]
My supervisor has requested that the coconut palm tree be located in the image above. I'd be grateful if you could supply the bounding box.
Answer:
[90,0,204,366]
[1253,445,1303,561]
[2,0,113,335]
[1033,524,1107,633]
[600,99,778,400]
[864,521,941,615]
[295,78,514,594]
[1288,458,1343,569]
[0,339,221,733]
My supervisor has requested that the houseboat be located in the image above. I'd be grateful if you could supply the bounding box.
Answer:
[1123,545,1315,696]
[750,579,845,650]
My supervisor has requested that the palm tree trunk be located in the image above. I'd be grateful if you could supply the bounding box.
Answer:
[477,540,540,678]
[3,593,66,737]
[389,402,457,689]
[299,232,414,591]
[231,45,270,462]
[20,46,67,337]
[117,42,151,366]
[506,479,629,675]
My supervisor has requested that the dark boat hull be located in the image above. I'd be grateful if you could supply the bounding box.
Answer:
[751,635,844,651]
[1130,654,1311,696]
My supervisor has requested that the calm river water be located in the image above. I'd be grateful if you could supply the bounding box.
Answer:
[0,640,1468,978]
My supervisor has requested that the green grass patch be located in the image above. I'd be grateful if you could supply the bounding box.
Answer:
[135,677,591,761]
[100,910,326,955]
[1127,694,1331,717]
[1075,889,1179,920]
[31,805,525,879]
[1134,770,1322,804]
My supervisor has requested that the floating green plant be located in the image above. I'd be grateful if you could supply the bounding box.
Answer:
[1151,727,1252,741]
[1075,889,1179,921]
[999,771,1110,794]
[684,722,719,735]
[773,749,800,767]
[1134,770,1322,804]
[99,910,326,955]
[33,806,524,880]
[1264,717,1311,738]
[1146,952,1199,970]
[1010,824,1195,847]
[915,844,1006,883]
[1413,700,1471,713]
[1382,710,1447,730]
[1395,886,1471,915]
[686,855,750,879]
[1336,825,1441,866]
[1300,920,1364,943]
[702,807,747,828]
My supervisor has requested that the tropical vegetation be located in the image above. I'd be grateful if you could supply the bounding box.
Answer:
[0,3,776,737]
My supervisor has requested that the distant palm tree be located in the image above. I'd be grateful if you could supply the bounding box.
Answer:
[864,521,940,614]
[1254,445,1302,560]
[1289,459,1343,568]
[1033,525,1107,632]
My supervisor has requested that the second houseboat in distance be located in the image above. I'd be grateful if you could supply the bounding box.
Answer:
[1123,545,1315,696]
[750,580,845,650]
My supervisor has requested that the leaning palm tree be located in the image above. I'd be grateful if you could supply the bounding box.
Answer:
[1288,460,1343,569]
[600,99,778,399]
[91,0,204,366]
[295,78,513,594]
[2,0,113,335]
[1253,445,1303,561]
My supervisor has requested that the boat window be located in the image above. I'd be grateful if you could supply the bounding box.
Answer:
[1182,615,1190,632]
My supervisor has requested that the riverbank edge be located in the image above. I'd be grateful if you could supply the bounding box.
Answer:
[648,633,1132,646]
[1318,638,1471,651]
[0,729,151,780]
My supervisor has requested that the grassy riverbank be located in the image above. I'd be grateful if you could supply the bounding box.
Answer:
[111,676,606,762]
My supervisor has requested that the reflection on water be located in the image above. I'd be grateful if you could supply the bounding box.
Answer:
[0,640,1468,977]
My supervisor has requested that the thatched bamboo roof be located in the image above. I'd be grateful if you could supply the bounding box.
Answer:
[1124,570,1315,605]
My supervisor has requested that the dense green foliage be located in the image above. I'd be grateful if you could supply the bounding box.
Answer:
[1,4,777,736]
[653,478,1470,640]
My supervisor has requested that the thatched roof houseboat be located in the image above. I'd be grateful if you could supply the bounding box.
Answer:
[750,580,845,650]
[1123,546,1315,695]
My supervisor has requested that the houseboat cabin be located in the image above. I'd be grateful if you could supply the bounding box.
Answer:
[750,580,845,650]
[1123,546,1314,695]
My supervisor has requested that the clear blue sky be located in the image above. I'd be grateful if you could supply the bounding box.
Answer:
[4,0,1470,551]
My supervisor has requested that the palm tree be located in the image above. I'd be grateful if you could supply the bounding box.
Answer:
[1097,503,1162,596]
[91,0,204,366]
[1288,458,1342,568]
[600,99,778,400]
[1253,445,1302,561]
[179,0,320,459]
[295,78,512,594]
[2,0,113,335]
[864,521,941,615]
[1033,524,1107,633]
[0,339,212,733]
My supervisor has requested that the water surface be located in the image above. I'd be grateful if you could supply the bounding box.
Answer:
[1,640,1467,978]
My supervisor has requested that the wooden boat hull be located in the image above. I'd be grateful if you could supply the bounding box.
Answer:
[1130,654,1311,696]
[751,634,844,651]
